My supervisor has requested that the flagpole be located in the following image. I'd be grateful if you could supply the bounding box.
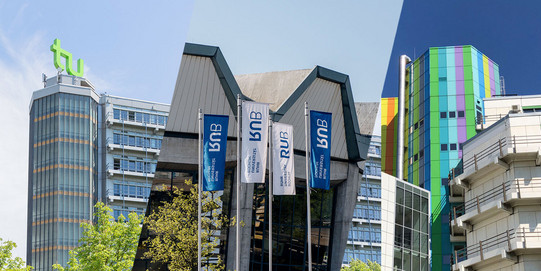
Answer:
[236,94,241,271]
[304,102,312,271]
[268,115,273,271]
[198,108,202,271]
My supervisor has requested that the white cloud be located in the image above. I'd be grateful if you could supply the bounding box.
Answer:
[0,28,48,261]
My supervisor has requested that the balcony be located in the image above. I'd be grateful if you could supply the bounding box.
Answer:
[452,229,518,271]
[453,228,541,270]
[452,179,541,232]
[106,138,160,155]
[105,111,166,131]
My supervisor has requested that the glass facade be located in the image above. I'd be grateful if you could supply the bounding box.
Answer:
[393,181,430,271]
[29,93,98,270]
[250,184,334,271]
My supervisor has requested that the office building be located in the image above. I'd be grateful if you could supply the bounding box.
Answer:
[27,74,168,270]
[133,43,377,271]
[100,95,168,220]
[449,96,541,270]
[382,45,502,270]
[380,172,431,271]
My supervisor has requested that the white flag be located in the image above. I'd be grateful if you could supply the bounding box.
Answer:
[272,122,295,195]
[241,101,269,183]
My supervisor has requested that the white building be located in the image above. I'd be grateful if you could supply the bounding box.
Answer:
[99,95,169,219]
[450,95,541,271]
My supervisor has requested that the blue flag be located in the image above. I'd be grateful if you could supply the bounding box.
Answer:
[203,114,229,191]
[310,110,332,190]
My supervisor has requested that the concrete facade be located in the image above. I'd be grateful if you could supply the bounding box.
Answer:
[450,109,541,271]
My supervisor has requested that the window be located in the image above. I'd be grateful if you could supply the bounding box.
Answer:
[419,150,424,158]
[449,111,456,118]
[450,143,457,150]
[440,112,447,119]
[441,144,448,151]
[120,110,128,120]
[441,178,448,185]
[414,154,418,161]
[135,112,142,122]
[458,111,465,118]
[419,119,424,128]
[128,111,135,121]
[414,122,418,130]
[113,109,120,120]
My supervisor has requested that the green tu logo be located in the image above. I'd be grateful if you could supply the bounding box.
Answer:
[50,38,84,77]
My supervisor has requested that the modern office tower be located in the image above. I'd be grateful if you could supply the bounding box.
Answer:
[380,172,431,271]
[343,135,383,266]
[27,75,168,271]
[99,95,169,220]
[382,45,502,270]
[449,103,541,271]
[28,75,99,270]
[133,43,376,271]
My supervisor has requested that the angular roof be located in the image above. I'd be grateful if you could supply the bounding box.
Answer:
[165,43,367,162]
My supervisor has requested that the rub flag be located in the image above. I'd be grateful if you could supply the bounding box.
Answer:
[272,122,295,195]
[310,110,331,190]
[203,114,229,191]
[241,101,269,183]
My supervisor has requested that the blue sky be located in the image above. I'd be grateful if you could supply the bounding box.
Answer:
[0,0,194,260]
[187,0,403,103]
[382,0,541,98]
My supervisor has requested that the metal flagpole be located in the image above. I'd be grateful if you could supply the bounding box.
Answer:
[268,115,273,271]
[236,94,241,271]
[198,108,202,271]
[304,102,312,271]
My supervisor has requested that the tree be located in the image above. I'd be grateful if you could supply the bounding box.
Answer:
[52,202,143,271]
[341,259,381,271]
[143,181,233,271]
[0,238,32,270]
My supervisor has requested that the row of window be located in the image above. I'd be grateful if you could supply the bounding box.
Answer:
[112,158,156,174]
[343,248,381,265]
[367,145,381,156]
[112,207,144,220]
[113,108,167,125]
[359,183,381,198]
[112,133,162,149]
[353,204,381,221]
[408,142,462,165]
[364,163,381,177]
[440,110,465,119]
[113,184,152,199]
[348,226,381,243]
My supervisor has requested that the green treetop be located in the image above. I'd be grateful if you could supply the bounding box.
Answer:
[0,238,32,271]
[341,259,381,271]
[52,202,143,271]
[143,181,233,271]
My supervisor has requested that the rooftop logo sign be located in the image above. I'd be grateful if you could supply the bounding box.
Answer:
[50,38,84,77]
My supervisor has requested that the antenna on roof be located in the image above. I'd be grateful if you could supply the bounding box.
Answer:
[42,73,47,88]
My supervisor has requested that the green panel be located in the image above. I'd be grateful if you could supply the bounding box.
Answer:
[462,46,472,67]
[464,79,474,96]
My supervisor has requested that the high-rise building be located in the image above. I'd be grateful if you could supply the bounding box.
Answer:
[382,45,502,270]
[27,74,168,270]
[99,95,168,220]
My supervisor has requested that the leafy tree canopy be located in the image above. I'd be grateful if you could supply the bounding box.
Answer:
[341,259,381,271]
[52,202,143,271]
[0,238,32,271]
[143,181,233,271]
